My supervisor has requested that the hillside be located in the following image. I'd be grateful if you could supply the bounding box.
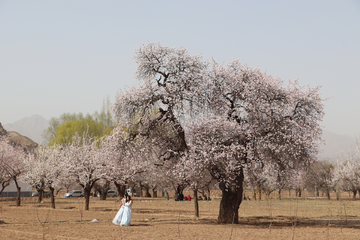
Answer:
[317,130,357,162]
[0,122,38,152]
[3,114,48,144]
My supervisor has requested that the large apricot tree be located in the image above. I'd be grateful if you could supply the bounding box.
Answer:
[113,43,324,223]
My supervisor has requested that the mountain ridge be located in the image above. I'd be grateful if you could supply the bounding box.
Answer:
[3,114,49,144]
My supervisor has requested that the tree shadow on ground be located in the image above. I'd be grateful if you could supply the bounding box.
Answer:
[237,215,360,229]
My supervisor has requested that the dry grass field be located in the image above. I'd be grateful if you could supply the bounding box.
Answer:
[1,190,360,240]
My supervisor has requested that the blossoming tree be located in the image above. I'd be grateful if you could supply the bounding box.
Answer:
[0,136,26,206]
[23,145,62,208]
[113,43,324,223]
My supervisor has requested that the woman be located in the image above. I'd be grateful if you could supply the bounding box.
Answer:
[120,195,132,226]
[112,196,126,225]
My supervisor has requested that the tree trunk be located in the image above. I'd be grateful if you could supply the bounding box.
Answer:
[99,188,107,200]
[326,189,331,200]
[37,189,44,203]
[84,187,91,210]
[49,186,55,209]
[218,169,244,224]
[353,190,357,200]
[278,188,282,200]
[145,185,151,197]
[193,189,199,217]
[165,190,169,200]
[152,188,157,198]
[258,184,262,201]
[114,182,126,199]
[252,186,256,201]
[336,185,340,201]
[14,178,21,207]
[0,180,11,195]
[55,188,62,196]
[139,182,144,197]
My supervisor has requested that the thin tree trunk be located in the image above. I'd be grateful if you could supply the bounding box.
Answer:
[165,190,170,200]
[326,189,331,200]
[278,188,282,200]
[14,178,21,207]
[252,186,256,201]
[152,188,157,198]
[139,182,144,197]
[49,186,55,209]
[218,169,244,224]
[100,180,111,200]
[258,184,262,201]
[193,189,199,217]
[0,180,11,195]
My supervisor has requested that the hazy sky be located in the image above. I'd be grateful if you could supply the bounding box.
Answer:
[1,1,359,136]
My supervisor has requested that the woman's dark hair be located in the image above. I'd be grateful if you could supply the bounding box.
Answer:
[126,195,131,202]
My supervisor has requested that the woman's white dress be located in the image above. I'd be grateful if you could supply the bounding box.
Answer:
[112,199,125,225]
[120,200,132,226]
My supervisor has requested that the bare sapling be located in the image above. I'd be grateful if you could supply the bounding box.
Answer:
[327,208,331,240]
[291,197,299,240]
[267,197,273,233]
[79,200,84,227]
[343,203,347,224]
[178,208,181,237]
[35,207,51,240]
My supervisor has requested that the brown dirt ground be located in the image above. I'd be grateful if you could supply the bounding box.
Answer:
[1,190,360,240]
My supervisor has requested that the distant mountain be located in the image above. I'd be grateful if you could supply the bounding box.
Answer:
[3,114,49,144]
[317,130,357,162]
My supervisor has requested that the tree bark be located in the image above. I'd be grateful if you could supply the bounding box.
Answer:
[165,190,169,200]
[49,186,55,209]
[0,180,11,195]
[84,187,91,210]
[252,186,256,201]
[139,182,144,197]
[14,178,21,207]
[278,188,282,200]
[218,169,244,224]
[145,185,151,197]
[37,189,44,203]
[257,184,262,201]
[326,189,331,200]
[353,190,357,200]
[193,189,199,217]
[114,182,126,199]
[152,188,157,198]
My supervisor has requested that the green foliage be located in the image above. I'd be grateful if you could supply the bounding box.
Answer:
[43,97,114,146]
[49,116,112,146]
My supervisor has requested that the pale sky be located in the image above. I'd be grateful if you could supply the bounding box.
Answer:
[0,0,359,136]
